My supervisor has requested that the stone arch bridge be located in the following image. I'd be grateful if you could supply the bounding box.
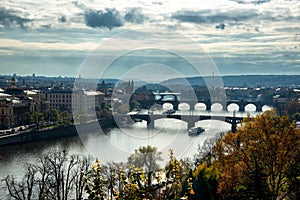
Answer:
[115,113,244,133]
[152,93,273,112]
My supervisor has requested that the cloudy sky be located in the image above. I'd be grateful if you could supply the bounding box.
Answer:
[0,0,299,80]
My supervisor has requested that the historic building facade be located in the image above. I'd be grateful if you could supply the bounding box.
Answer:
[46,88,105,112]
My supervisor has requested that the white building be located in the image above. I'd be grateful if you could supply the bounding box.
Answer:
[46,89,105,112]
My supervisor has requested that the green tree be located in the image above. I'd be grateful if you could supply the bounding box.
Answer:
[49,109,60,124]
[96,102,112,119]
[184,137,222,200]
[187,162,219,200]
[73,110,91,124]
[60,110,73,126]
[127,145,163,187]
[30,112,44,130]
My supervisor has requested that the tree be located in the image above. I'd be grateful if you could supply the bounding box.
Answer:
[285,101,300,122]
[4,151,92,200]
[194,136,221,167]
[73,111,85,124]
[49,109,60,124]
[214,110,300,199]
[96,102,112,119]
[186,162,219,200]
[30,112,44,130]
[129,99,141,110]
[127,145,163,187]
[23,112,31,125]
[4,164,37,200]
[163,149,187,200]
[189,137,221,200]
[113,102,130,114]
[60,111,73,126]
[83,158,107,200]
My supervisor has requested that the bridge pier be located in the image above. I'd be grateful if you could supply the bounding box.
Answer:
[173,102,179,110]
[231,123,237,133]
[206,104,211,111]
[231,119,238,133]
[187,120,195,130]
[147,119,154,129]
[256,104,263,112]
[239,105,245,112]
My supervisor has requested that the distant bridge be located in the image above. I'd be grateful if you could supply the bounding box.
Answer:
[115,113,244,133]
[147,93,274,112]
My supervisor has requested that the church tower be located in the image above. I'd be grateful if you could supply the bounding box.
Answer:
[10,76,17,89]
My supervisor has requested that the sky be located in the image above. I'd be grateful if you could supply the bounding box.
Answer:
[0,0,299,81]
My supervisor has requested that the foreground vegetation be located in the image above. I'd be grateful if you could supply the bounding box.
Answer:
[3,110,300,199]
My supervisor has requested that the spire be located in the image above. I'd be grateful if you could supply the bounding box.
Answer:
[131,79,134,93]
[10,76,17,89]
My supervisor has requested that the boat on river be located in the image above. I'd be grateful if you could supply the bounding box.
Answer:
[188,126,205,136]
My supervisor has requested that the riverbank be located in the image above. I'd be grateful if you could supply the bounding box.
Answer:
[0,118,116,147]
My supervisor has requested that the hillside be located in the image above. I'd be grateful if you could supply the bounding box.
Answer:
[160,75,300,87]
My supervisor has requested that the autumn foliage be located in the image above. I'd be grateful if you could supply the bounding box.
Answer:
[214,110,300,199]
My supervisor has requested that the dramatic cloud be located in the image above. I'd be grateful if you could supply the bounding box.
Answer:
[230,0,271,4]
[171,7,299,26]
[216,23,226,30]
[0,0,299,77]
[0,7,32,29]
[172,10,259,24]
[125,8,146,24]
[84,8,123,29]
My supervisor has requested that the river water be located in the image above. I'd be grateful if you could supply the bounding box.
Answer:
[0,108,269,197]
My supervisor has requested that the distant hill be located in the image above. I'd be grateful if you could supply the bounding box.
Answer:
[161,75,300,87]
[98,79,119,84]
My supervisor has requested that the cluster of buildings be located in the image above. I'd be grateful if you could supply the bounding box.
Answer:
[1,73,299,130]
[0,76,106,130]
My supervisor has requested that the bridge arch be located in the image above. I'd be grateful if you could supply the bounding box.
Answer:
[194,103,206,111]
[154,118,188,128]
[227,103,239,112]
[178,103,190,111]
[245,103,256,112]
[162,103,174,110]
[195,119,232,130]
[211,103,223,111]
[262,105,272,112]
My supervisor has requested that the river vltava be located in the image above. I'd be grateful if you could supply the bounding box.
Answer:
[0,109,269,196]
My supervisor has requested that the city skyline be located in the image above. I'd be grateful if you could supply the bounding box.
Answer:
[0,0,299,80]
